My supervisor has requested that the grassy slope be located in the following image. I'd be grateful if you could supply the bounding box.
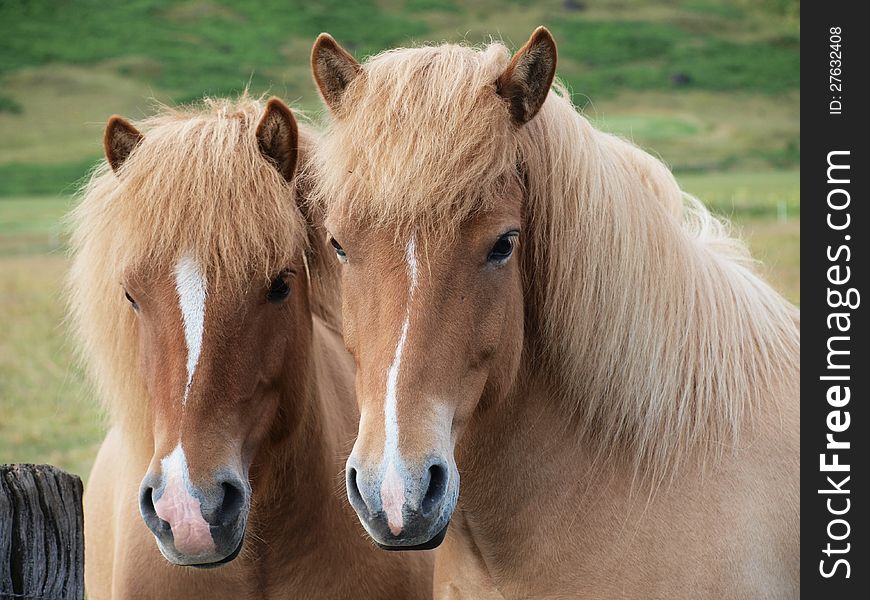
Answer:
[1,0,799,192]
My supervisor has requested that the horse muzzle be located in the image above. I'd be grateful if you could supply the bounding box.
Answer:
[138,468,250,567]
[345,454,458,550]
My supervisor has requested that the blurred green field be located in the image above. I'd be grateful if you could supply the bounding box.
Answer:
[0,0,799,479]
[1,0,799,194]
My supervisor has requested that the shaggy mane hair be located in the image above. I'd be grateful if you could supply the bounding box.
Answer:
[68,95,340,431]
[311,42,800,478]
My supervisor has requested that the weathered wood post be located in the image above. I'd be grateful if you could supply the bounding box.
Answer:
[1,464,84,600]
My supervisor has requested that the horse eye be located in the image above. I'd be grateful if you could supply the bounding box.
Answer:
[267,272,291,303]
[330,237,348,263]
[488,232,518,264]
[124,290,139,311]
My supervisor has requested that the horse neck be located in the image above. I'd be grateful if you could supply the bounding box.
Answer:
[511,107,799,476]
[456,369,605,518]
[248,316,352,522]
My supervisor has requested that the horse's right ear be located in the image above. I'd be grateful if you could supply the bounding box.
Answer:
[311,33,361,115]
[104,116,143,172]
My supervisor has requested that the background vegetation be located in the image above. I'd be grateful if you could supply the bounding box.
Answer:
[1,0,799,478]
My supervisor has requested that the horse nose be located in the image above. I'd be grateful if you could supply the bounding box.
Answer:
[345,454,455,550]
[138,470,249,565]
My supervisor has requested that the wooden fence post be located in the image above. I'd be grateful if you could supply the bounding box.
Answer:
[0,464,84,600]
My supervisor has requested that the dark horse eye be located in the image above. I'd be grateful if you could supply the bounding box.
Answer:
[124,290,139,311]
[488,231,519,264]
[330,237,347,263]
[267,272,292,303]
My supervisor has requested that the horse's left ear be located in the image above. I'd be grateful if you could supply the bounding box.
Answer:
[256,97,299,183]
[104,116,143,172]
[496,26,557,126]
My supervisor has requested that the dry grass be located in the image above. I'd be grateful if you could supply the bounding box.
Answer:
[0,253,103,478]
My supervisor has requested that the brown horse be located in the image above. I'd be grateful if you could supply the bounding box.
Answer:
[70,96,432,598]
[309,28,800,598]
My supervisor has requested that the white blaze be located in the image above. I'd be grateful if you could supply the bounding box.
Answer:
[380,237,418,530]
[160,443,190,486]
[384,236,418,462]
[174,254,207,405]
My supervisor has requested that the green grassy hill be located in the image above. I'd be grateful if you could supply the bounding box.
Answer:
[1,0,799,195]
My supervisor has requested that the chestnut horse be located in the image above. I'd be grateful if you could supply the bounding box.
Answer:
[70,97,432,598]
[309,29,800,598]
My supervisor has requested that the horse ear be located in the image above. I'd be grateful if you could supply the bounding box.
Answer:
[104,116,143,172]
[496,26,557,126]
[256,97,299,183]
[311,33,361,114]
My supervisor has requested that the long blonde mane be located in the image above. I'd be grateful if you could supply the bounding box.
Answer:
[312,42,800,476]
[68,96,340,435]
